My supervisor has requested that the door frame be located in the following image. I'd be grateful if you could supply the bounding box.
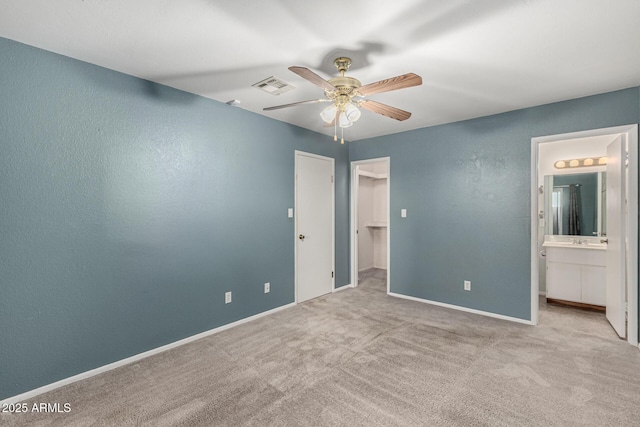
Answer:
[350,157,390,293]
[294,150,335,303]
[530,124,638,346]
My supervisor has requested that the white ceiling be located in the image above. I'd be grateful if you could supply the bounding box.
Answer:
[2,0,639,141]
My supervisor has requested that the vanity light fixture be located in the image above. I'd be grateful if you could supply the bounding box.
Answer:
[554,156,607,169]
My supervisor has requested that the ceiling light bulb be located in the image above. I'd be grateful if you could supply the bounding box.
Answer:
[583,158,594,166]
[344,102,361,123]
[598,157,607,165]
[569,159,579,167]
[320,104,337,123]
[555,161,566,169]
[339,111,352,128]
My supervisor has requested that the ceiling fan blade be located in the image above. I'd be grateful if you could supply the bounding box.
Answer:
[357,73,422,96]
[289,66,336,91]
[360,100,412,121]
[263,99,330,111]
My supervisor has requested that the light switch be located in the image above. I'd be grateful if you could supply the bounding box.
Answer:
[401,209,407,218]
[288,208,293,218]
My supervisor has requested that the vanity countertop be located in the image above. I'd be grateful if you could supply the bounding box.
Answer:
[542,241,607,251]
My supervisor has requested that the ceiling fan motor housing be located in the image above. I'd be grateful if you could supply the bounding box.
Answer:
[326,81,361,109]
[327,57,362,100]
[328,76,361,89]
[327,76,362,96]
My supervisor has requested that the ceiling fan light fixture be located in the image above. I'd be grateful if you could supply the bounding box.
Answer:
[344,102,361,123]
[320,104,338,123]
[339,111,353,128]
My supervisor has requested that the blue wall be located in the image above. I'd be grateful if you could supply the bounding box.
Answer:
[0,38,349,400]
[350,88,639,321]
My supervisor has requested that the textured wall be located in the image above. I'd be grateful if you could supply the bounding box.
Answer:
[0,37,349,399]
[350,88,639,321]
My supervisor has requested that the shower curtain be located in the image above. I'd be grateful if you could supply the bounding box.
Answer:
[567,184,581,235]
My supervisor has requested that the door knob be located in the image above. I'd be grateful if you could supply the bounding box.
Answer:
[299,234,305,241]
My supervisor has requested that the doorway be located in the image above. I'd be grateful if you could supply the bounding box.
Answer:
[530,125,638,346]
[350,158,390,292]
[295,151,335,303]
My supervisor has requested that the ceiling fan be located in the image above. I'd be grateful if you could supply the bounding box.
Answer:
[264,57,422,143]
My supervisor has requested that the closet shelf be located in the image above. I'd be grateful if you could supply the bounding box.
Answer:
[358,170,387,179]
[365,222,388,228]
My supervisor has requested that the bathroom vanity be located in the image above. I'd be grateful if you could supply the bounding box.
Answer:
[541,171,608,309]
[543,238,607,308]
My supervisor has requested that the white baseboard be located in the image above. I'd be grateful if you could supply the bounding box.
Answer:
[333,284,353,293]
[387,292,535,326]
[0,302,296,405]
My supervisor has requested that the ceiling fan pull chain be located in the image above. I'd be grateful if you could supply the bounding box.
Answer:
[341,126,344,145]
[334,113,337,141]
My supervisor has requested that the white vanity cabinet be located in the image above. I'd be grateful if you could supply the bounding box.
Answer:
[544,244,606,306]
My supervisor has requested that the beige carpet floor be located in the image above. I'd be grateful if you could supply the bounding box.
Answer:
[3,270,640,426]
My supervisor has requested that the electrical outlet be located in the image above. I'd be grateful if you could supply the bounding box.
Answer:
[264,282,270,293]
[225,291,232,304]
[464,280,471,291]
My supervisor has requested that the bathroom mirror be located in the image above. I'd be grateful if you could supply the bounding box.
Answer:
[543,172,606,237]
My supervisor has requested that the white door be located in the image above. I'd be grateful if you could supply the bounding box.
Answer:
[295,152,334,303]
[605,135,626,338]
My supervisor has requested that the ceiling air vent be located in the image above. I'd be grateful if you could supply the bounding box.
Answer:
[252,76,295,95]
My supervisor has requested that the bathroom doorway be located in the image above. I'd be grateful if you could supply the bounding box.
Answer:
[350,158,390,292]
[530,125,638,345]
